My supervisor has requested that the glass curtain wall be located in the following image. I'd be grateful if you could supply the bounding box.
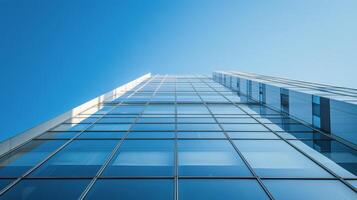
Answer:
[0,75,355,200]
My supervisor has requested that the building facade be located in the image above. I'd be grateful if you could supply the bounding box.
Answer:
[0,72,355,199]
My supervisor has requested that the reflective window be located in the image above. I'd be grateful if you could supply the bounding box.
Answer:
[127,131,175,139]
[38,131,78,139]
[109,105,145,114]
[265,123,313,132]
[78,131,127,139]
[0,179,89,200]
[51,123,89,131]
[275,131,329,140]
[30,140,117,177]
[208,105,245,114]
[216,117,257,123]
[178,132,225,139]
[0,179,13,191]
[88,124,131,131]
[233,140,332,178]
[143,105,175,114]
[179,179,269,200]
[178,140,251,176]
[177,123,222,131]
[290,140,357,178]
[103,140,174,176]
[228,132,279,139]
[131,124,175,131]
[177,104,210,114]
[177,117,216,123]
[137,117,175,123]
[85,179,174,200]
[0,140,65,178]
[221,123,268,131]
[264,180,357,200]
[97,117,136,123]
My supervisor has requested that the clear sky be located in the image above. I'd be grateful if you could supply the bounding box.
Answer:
[1,0,357,141]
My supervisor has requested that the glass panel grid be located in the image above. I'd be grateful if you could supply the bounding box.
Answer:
[0,75,355,199]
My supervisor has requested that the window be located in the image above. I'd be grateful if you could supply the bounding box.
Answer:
[50,123,89,131]
[290,140,357,178]
[109,105,145,114]
[264,180,356,200]
[137,117,175,123]
[0,179,89,200]
[208,105,244,114]
[143,105,175,114]
[97,117,136,123]
[0,179,13,191]
[127,131,175,139]
[228,132,279,139]
[30,140,117,177]
[177,104,210,114]
[85,179,174,200]
[216,117,257,123]
[177,123,222,131]
[178,132,225,139]
[38,131,78,139]
[131,124,175,131]
[78,131,127,139]
[179,179,269,200]
[178,140,251,176]
[177,117,216,123]
[103,140,174,176]
[0,140,65,177]
[233,140,332,178]
[221,123,268,132]
[88,124,131,131]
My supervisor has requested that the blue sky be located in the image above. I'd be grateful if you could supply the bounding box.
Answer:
[0,0,357,141]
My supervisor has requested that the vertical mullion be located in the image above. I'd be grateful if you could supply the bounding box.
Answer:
[174,76,179,200]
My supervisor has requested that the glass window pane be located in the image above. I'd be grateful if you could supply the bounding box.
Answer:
[178,132,225,139]
[85,179,174,200]
[88,124,131,131]
[208,105,245,114]
[103,140,174,176]
[109,105,145,114]
[0,140,65,178]
[221,124,269,131]
[177,123,221,131]
[127,131,175,139]
[131,124,175,131]
[264,180,356,200]
[143,105,175,114]
[290,140,357,178]
[177,105,209,114]
[137,117,175,123]
[0,179,89,200]
[228,132,279,139]
[179,179,269,200]
[50,123,89,131]
[216,117,257,123]
[97,117,136,123]
[38,131,78,139]
[233,140,333,178]
[30,140,117,177]
[0,179,13,191]
[78,131,127,139]
[177,118,215,123]
[178,140,251,176]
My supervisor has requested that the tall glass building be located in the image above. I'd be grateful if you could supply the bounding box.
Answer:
[0,72,355,200]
